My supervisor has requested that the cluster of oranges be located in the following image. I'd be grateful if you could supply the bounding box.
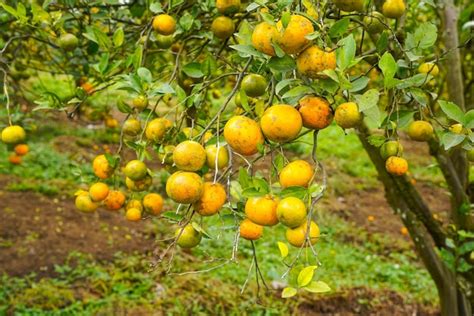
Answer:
[1,125,29,165]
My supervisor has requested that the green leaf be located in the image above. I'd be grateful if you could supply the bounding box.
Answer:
[0,3,19,17]
[229,44,265,58]
[376,31,389,54]
[464,110,474,129]
[441,132,465,150]
[439,100,464,123]
[154,83,175,94]
[396,74,431,89]
[336,34,356,71]
[281,11,291,28]
[277,242,289,258]
[137,67,152,83]
[329,18,350,38]
[268,55,296,72]
[191,222,212,239]
[282,86,313,99]
[179,12,194,31]
[297,266,317,287]
[349,76,369,92]
[182,62,204,78]
[354,89,380,124]
[379,52,398,87]
[280,186,307,199]
[131,45,143,70]
[201,56,217,76]
[149,2,163,13]
[367,135,386,147]
[238,167,251,189]
[282,287,297,298]
[113,27,124,47]
[117,99,133,114]
[304,281,331,293]
[161,211,184,222]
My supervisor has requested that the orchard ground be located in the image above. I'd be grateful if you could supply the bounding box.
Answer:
[0,112,451,315]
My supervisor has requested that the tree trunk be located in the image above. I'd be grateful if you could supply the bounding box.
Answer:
[357,125,472,315]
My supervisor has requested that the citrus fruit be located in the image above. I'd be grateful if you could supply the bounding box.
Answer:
[166,171,204,204]
[276,15,314,55]
[286,221,320,247]
[124,160,147,181]
[194,182,226,216]
[173,141,207,171]
[241,74,267,97]
[92,154,114,179]
[158,145,175,165]
[1,125,26,144]
[279,160,314,188]
[382,0,406,19]
[449,123,463,134]
[224,115,264,156]
[125,175,152,192]
[276,197,307,228]
[380,140,403,160]
[216,0,240,14]
[205,144,229,169]
[104,116,118,128]
[245,195,279,226]
[155,34,174,49]
[385,156,408,176]
[126,199,143,211]
[126,208,142,221]
[298,96,333,130]
[145,118,172,142]
[89,182,109,202]
[260,104,302,143]
[14,144,29,156]
[334,102,361,129]
[75,194,99,212]
[363,11,386,33]
[332,0,365,12]
[211,16,235,39]
[418,62,439,76]
[58,33,78,51]
[123,118,141,137]
[104,190,126,211]
[8,154,21,165]
[407,120,433,142]
[251,22,278,56]
[176,224,202,248]
[132,95,148,110]
[143,193,164,215]
[239,219,263,240]
[152,14,176,35]
[297,45,336,78]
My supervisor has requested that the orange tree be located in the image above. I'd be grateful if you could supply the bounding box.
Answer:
[1,0,474,314]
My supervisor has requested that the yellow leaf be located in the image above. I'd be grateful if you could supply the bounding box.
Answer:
[304,281,331,293]
[277,241,289,258]
[282,286,297,298]
[297,265,317,287]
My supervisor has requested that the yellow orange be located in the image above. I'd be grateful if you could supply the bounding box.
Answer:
[279,160,314,188]
[245,195,279,226]
[224,116,264,156]
[194,182,226,216]
[260,104,302,143]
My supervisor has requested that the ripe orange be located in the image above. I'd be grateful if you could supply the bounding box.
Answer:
[298,96,333,130]
[223,116,264,156]
[211,16,235,39]
[104,116,118,128]
[286,221,320,247]
[80,82,94,94]
[194,182,226,216]
[276,197,307,228]
[382,0,406,19]
[14,144,29,156]
[334,102,361,129]
[260,104,302,142]
[239,219,263,240]
[241,74,267,97]
[75,194,99,212]
[126,208,142,221]
[143,193,164,215]
[145,118,172,143]
[173,141,207,171]
[251,22,278,56]
[89,182,109,202]
[296,46,336,78]
[205,144,229,169]
[385,156,408,176]
[166,171,204,204]
[245,195,279,226]
[176,224,202,248]
[105,190,126,211]
[407,120,433,142]
[1,125,26,144]
[8,154,21,165]
[279,160,314,188]
[276,15,314,55]
[216,0,240,14]
[92,154,114,179]
[123,118,141,137]
[132,95,148,110]
[124,160,147,181]
[125,175,152,192]
[152,14,176,35]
